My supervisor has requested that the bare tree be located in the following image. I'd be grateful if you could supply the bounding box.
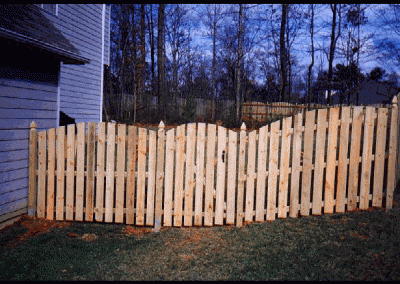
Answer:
[327,4,342,105]
[279,4,289,101]
[157,4,166,121]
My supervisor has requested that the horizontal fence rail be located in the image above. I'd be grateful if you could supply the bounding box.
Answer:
[29,96,399,230]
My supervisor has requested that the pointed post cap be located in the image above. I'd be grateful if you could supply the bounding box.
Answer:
[30,121,37,129]
[392,94,398,104]
[159,120,165,128]
[241,122,246,130]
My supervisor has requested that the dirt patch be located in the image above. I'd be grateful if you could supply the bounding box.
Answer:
[1,215,71,248]
[121,225,153,237]
[79,233,98,242]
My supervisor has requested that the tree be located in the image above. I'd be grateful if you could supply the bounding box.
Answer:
[157,4,166,121]
[327,4,342,105]
[279,4,289,102]
[307,4,315,107]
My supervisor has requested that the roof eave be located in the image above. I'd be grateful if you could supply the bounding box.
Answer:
[0,27,90,65]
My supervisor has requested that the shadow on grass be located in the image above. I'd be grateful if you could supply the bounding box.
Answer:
[1,194,400,280]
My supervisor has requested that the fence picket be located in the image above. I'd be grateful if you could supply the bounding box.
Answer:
[205,124,216,226]
[194,123,206,226]
[146,130,157,226]
[164,128,175,226]
[359,107,374,210]
[184,123,196,226]
[324,108,339,214]
[155,122,165,231]
[215,126,227,225]
[95,122,106,222]
[237,123,247,226]
[56,126,65,221]
[372,108,388,207]
[75,123,85,221]
[66,124,75,221]
[226,129,237,224]
[387,96,399,209]
[256,125,267,221]
[301,110,315,216]
[46,128,55,220]
[289,112,303,218]
[348,107,363,211]
[336,107,351,213]
[37,130,46,218]
[312,109,327,215]
[267,121,280,221]
[126,125,137,225]
[115,124,126,223]
[136,127,147,226]
[174,125,185,226]
[85,122,96,221]
[105,123,116,223]
[278,117,292,218]
[245,130,256,222]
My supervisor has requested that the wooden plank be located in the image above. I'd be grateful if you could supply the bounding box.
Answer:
[46,128,55,220]
[359,107,374,210]
[154,122,165,231]
[278,116,292,218]
[74,123,85,221]
[347,107,363,211]
[226,129,237,224]
[194,123,206,226]
[336,107,350,213]
[146,130,157,226]
[126,125,138,225]
[324,108,339,214]
[245,130,256,222]
[136,127,147,226]
[95,122,106,222]
[55,126,65,221]
[300,110,315,216]
[387,96,399,209]
[256,125,267,221]
[205,124,216,226]
[105,122,115,223]
[174,125,185,227]
[65,124,75,221]
[164,128,175,226]
[37,130,46,219]
[372,108,388,207]
[215,126,227,225]
[312,109,327,215]
[115,124,126,223]
[236,123,247,226]
[289,112,303,218]
[184,123,196,226]
[85,122,96,222]
[267,120,280,221]
[28,122,38,217]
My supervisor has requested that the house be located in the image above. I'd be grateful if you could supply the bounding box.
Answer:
[0,4,110,229]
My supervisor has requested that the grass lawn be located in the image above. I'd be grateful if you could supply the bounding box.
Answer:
[1,193,400,281]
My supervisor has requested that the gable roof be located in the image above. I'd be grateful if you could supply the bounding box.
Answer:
[0,4,90,64]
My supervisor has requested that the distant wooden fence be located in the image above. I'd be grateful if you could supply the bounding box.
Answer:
[29,96,399,230]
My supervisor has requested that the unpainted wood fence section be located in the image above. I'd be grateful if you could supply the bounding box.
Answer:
[29,96,399,230]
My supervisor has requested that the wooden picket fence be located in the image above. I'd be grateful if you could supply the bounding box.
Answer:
[29,95,400,230]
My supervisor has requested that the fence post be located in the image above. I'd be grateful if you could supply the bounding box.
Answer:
[28,121,38,216]
[155,121,165,232]
[387,95,399,209]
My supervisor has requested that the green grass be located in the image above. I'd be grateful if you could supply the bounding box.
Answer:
[1,193,400,280]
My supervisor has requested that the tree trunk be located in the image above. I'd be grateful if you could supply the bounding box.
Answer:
[157,4,166,121]
[327,4,341,105]
[279,4,288,102]
[308,4,315,107]
[235,4,243,123]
